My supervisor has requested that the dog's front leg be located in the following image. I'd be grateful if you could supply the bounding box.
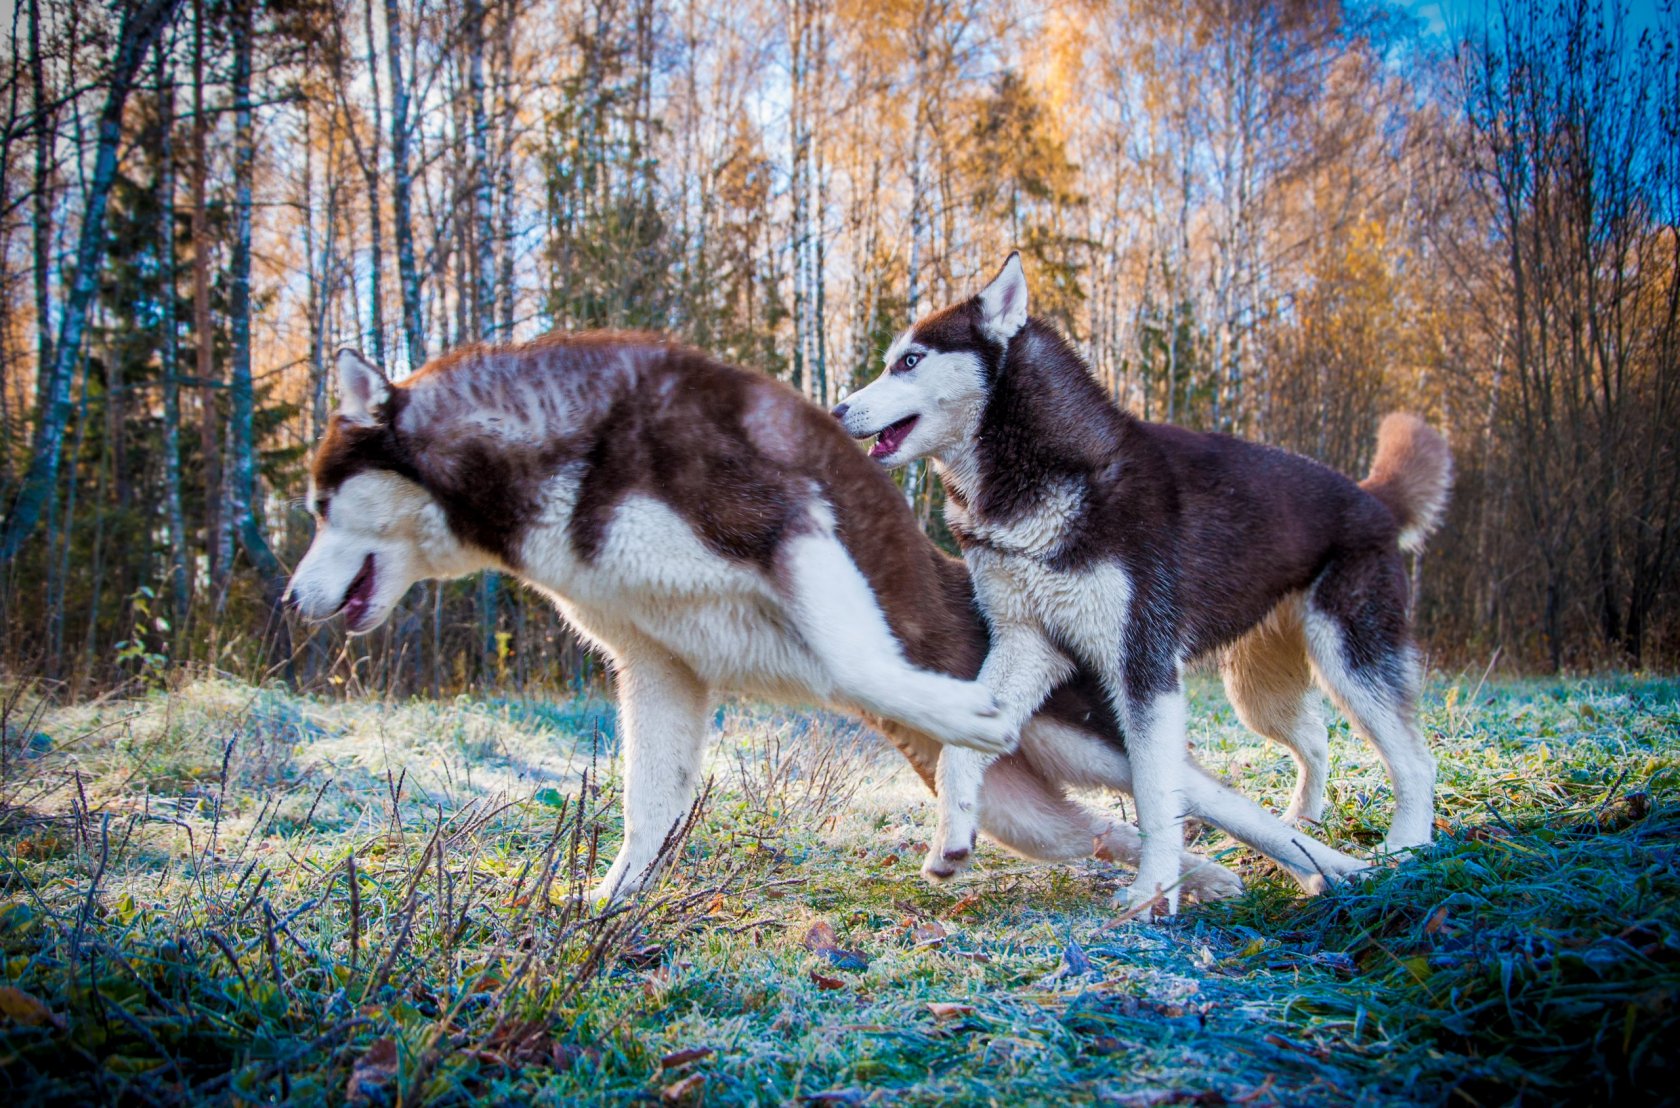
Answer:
[778,528,1011,752]
[924,626,1071,884]
[1116,682,1190,917]
[590,646,710,908]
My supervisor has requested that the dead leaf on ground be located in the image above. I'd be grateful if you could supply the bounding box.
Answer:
[661,1072,706,1104]
[660,1047,714,1069]
[945,892,983,916]
[809,970,845,990]
[1424,905,1449,935]
[926,1002,975,1020]
[0,986,64,1030]
[801,921,870,971]
[802,921,839,951]
[906,919,948,946]
[346,1038,399,1104]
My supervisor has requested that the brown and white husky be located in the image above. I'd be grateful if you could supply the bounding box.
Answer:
[285,335,1368,908]
[835,255,1451,916]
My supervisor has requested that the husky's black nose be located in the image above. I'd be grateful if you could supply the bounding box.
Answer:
[831,402,849,421]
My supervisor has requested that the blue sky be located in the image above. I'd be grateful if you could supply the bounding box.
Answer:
[1393,0,1674,41]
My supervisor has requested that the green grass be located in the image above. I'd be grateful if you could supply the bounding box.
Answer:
[1,675,1676,1105]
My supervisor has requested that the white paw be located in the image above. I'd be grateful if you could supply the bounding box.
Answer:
[1111,874,1181,919]
[908,677,1013,753]
[587,869,644,911]
[1283,803,1324,830]
[1178,857,1245,902]
[920,828,979,884]
[1380,833,1431,858]
[1290,844,1375,894]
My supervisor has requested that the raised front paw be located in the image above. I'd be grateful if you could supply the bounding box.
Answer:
[911,677,1014,753]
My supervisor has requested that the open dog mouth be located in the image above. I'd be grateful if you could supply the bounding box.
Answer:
[870,414,919,459]
[337,554,377,631]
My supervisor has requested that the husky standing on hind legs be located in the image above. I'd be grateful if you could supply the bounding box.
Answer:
[285,335,1367,909]
[836,253,1453,916]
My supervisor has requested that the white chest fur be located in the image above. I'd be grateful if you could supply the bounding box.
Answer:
[966,544,1134,680]
[947,478,1133,678]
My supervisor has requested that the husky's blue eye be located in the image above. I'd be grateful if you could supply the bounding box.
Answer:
[901,352,921,370]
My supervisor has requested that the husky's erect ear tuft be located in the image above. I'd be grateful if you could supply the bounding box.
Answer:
[977,252,1028,344]
[336,348,391,424]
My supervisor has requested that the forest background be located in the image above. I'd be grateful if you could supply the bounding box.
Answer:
[1,0,1677,696]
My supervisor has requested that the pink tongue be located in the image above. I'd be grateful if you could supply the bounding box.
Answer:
[871,417,915,458]
[344,555,376,628]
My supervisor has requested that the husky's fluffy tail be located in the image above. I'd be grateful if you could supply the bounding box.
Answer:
[1361,413,1453,552]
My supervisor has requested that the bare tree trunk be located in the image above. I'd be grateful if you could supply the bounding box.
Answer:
[466,0,495,341]
[360,0,386,363]
[811,1,828,408]
[787,0,807,393]
[157,40,190,640]
[28,0,54,398]
[385,0,424,366]
[192,0,226,607]
[225,0,281,590]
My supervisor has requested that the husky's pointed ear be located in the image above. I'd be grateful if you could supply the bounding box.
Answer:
[977,252,1028,343]
[336,348,391,424]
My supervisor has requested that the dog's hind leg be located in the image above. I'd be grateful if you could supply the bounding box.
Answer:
[1015,716,1361,895]
[976,755,1244,903]
[1304,554,1436,855]
[590,643,711,907]
[1179,760,1369,892]
[1222,599,1330,827]
[777,526,1012,753]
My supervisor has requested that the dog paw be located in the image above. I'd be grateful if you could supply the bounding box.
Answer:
[908,677,1014,753]
[587,870,645,912]
[920,830,979,885]
[1379,834,1430,859]
[1111,879,1180,920]
[1289,843,1376,895]
[1283,805,1325,830]
[1178,857,1244,902]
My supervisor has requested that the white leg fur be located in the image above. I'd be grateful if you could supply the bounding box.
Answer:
[590,646,711,906]
[1179,761,1369,891]
[925,625,1074,882]
[1118,688,1191,915]
[779,530,1012,753]
[1017,717,1365,895]
[1303,607,1436,853]
[975,755,1244,902]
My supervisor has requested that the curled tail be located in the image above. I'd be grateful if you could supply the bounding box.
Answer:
[1361,413,1453,552]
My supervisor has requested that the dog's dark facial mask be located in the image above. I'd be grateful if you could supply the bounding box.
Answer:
[285,351,483,634]
[833,253,1029,468]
